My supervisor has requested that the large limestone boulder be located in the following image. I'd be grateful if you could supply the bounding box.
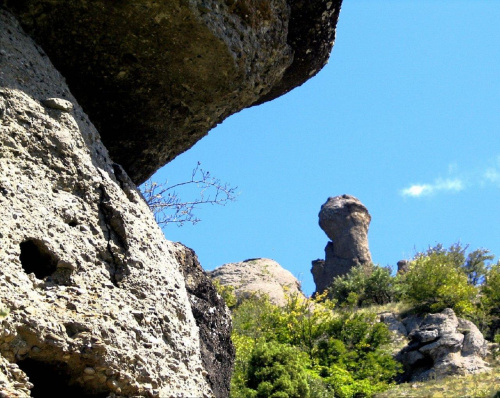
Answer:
[209,258,304,306]
[396,308,490,382]
[3,0,343,184]
[172,243,234,398]
[0,10,214,397]
[312,195,372,294]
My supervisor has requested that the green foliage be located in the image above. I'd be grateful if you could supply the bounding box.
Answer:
[479,261,500,337]
[230,293,400,398]
[212,279,237,309]
[397,247,478,315]
[464,248,494,286]
[246,340,310,398]
[329,264,396,308]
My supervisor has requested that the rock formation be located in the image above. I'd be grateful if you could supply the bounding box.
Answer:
[172,243,234,398]
[312,195,372,294]
[3,0,343,184]
[0,0,345,394]
[0,10,213,397]
[396,309,490,382]
[397,259,410,274]
[210,259,304,306]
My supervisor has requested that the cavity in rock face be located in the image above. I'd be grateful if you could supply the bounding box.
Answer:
[172,243,235,398]
[3,0,343,184]
[312,195,372,294]
[0,9,213,397]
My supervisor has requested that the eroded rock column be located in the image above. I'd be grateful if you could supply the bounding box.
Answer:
[312,195,372,294]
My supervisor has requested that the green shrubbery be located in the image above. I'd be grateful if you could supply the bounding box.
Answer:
[327,243,499,335]
[329,264,396,308]
[229,294,400,398]
[221,242,499,398]
[397,248,477,315]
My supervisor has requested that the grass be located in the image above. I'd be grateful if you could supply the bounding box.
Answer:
[376,366,500,398]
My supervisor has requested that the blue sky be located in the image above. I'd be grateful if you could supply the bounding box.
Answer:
[149,1,500,296]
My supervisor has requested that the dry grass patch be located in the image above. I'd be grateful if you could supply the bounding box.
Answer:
[376,367,500,398]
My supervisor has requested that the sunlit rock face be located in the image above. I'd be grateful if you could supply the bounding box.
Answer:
[210,258,305,307]
[2,0,343,184]
[312,195,372,294]
[396,308,490,382]
[0,10,213,397]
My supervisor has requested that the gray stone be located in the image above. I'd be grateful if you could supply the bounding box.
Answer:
[397,309,490,382]
[41,98,73,112]
[409,329,439,343]
[172,243,235,398]
[0,10,213,397]
[397,259,410,274]
[210,258,304,307]
[380,312,408,338]
[3,0,343,184]
[459,319,488,358]
[312,195,372,294]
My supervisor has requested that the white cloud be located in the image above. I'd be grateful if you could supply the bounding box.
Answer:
[484,168,500,184]
[401,178,464,198]
[401,155,500,199]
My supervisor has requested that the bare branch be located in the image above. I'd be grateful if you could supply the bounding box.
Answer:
[140,162,238,227]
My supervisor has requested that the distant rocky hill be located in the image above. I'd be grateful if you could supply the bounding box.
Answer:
[210,258,305,306]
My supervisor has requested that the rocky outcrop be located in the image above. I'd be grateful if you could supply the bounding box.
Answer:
[255,0,343,104]
[3,0,343,184]
[172,243,234,398]
[396,309,490,382]
[312,195,372,294]
[397,259,410,274]
[0,10,213,397]
[210,258,304,306]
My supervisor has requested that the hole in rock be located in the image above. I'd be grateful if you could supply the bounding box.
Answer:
[19,240,58,279]
[18,358,108,398]
[68,220,79,227]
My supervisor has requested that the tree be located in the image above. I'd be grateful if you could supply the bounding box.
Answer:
[463,248,494,286]
[398,248,477,315]
[421,243,494,286]
[480,261,500,337]
[140,162,238,226]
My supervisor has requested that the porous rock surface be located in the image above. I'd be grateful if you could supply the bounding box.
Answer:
[210,258,304,306]
[3,0,343,184]
[396,308,490,382]
[172,242,234,398]
[312,195,372,294]
[0,10,213,397]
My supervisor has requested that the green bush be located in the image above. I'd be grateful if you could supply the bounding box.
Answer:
[398,249,477,315]
[479,262,500,338]
[246,340,310,398]
[329,264,396,308]
[230,294,400,398]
